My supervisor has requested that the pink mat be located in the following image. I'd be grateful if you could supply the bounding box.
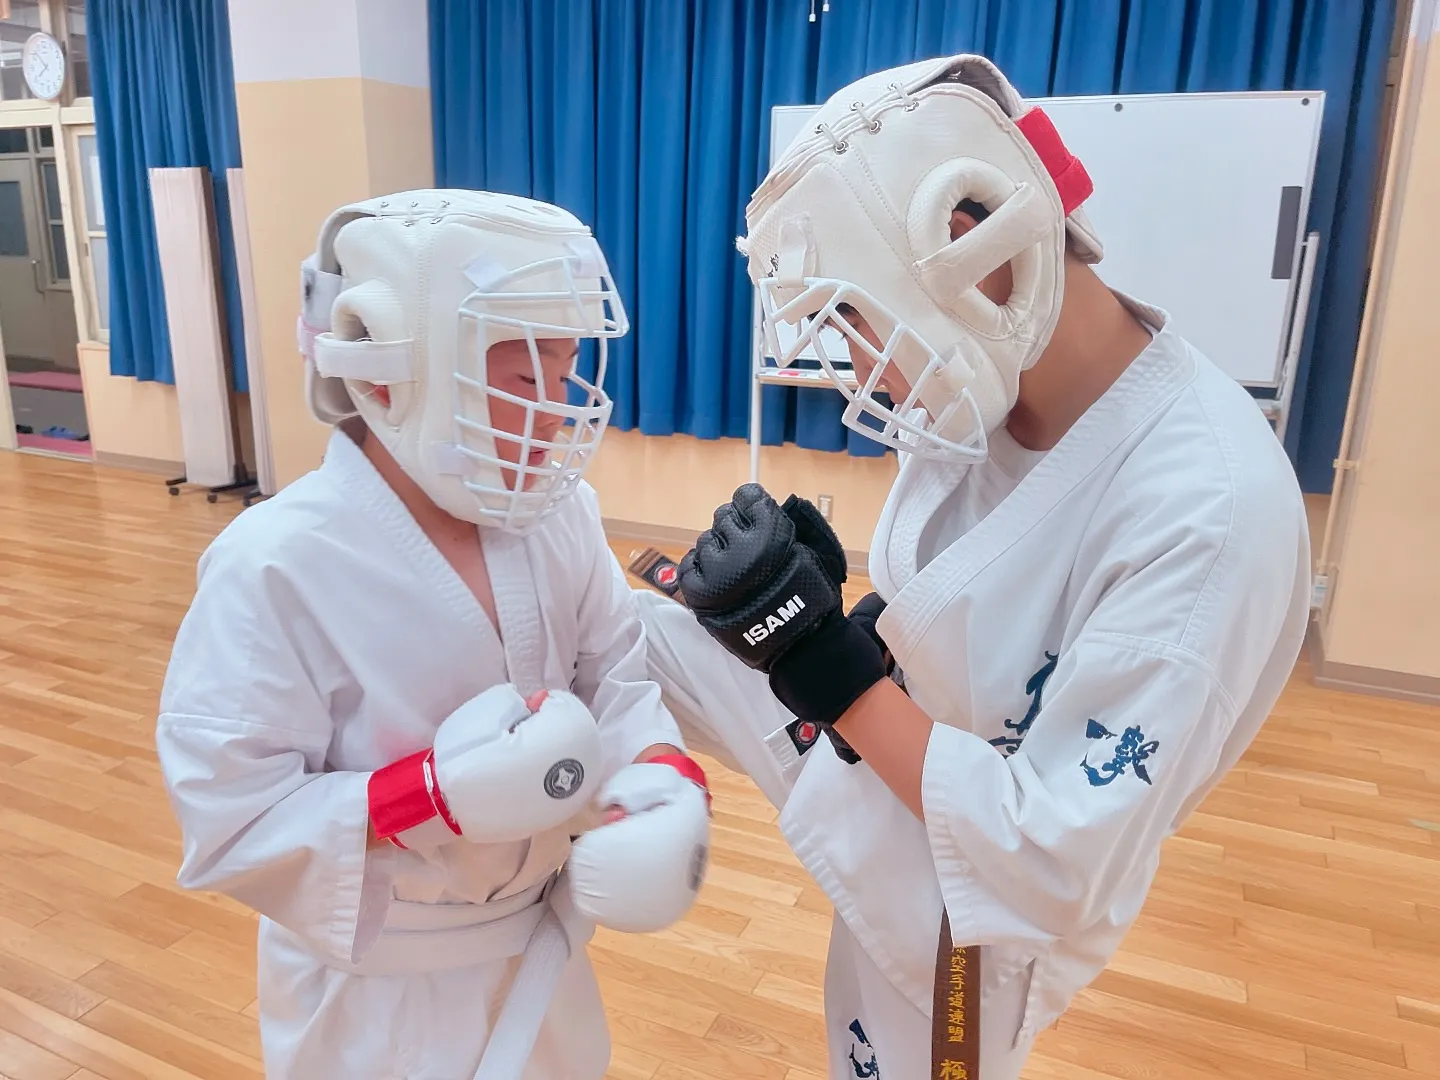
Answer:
[8,369,84,392]
[17,431,92,456]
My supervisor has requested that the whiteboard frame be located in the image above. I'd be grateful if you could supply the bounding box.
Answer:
[749,91,1325,482]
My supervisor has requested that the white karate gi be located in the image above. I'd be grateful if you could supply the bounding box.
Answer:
[638,298,1311,1079]
[157,428,681,1080]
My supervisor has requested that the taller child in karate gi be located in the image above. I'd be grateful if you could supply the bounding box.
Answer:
[635,55,1311,1080]
[157,190,712,1080]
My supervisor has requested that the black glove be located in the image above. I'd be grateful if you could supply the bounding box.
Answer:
[807,592,892,764]
[847,592,894,674]
[679,485,888,739]
[678,484,844,671]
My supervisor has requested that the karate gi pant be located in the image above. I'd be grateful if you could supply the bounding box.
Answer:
[636,590,1035,1080]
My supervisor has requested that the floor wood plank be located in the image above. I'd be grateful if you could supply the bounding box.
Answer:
[1,451,1437,1076]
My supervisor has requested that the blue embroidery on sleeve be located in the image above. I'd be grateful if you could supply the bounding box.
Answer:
[988,651,1058,757]
[1081,721,1159,786]
[848,1019,880,1077]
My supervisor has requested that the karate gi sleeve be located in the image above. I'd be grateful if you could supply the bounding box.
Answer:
[155,545,384,967]
[920,548,1283,953]
[570,487,685,774]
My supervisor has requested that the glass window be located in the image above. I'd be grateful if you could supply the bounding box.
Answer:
[77,132,102,228]
[39,158,59,217]
[0,128,26,154]
[0,1,42,102]
[48,220,66,279]
[74,128,107,336]
[0,179,28,256]
[67,1,87,98]
[39,158,66,282]
[37,125,52,148]
[89,232,107,330]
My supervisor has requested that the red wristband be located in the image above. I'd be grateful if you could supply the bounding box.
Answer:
[368,749,463,844]
[648,752,712,810]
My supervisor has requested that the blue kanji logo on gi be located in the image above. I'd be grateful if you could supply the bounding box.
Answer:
[1081,719,1159,786]
[847,1019,879,1077]
[989,652,1058,756]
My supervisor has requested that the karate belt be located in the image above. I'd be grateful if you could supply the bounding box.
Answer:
[628,546,686,603]
[933,914,982,1080]
[334,877,585,1080]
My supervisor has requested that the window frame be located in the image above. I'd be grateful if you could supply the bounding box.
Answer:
[36,152,70,289]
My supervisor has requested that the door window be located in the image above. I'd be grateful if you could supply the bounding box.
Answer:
[0,179,28,256]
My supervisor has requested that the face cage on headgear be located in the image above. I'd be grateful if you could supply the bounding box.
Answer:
[758,276,989,462]
[451,250,628,533]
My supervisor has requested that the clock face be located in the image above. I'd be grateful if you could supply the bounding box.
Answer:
[22,33,66,101]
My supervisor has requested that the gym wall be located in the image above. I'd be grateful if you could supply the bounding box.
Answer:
[1312,6,1440,694]
[229,0,433,488]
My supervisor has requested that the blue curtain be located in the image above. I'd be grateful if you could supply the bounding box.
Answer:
[90,0,246,388]
[430,0,1395,490]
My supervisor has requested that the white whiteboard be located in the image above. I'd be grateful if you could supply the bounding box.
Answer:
[768,92,1324,387]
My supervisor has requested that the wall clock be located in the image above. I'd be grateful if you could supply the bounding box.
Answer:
[23,32,66,101]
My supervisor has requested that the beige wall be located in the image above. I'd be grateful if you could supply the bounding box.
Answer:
[75,343,254,475]
[77,343,183,465]
[231,0,432,488]
[1316,20,1440,681]
[235,85,432,487]
[362,80,436,199]
[237,77,381,486]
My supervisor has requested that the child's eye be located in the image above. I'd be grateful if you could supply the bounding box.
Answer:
[518,376,537,386]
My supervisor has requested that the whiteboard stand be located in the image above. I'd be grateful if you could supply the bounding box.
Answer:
[746,319,861,485]
[748,299,763,483]
[1262,230,1320,442]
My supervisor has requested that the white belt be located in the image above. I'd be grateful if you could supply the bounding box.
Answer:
[472,906,573,1080]
[334,881,552,977]
[328,874,593,1080]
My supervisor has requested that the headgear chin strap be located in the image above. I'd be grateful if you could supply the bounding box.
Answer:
[297,189,627,532]
[742,54,1101,461]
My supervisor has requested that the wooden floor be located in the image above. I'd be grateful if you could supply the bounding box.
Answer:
[1,450,1439,1079]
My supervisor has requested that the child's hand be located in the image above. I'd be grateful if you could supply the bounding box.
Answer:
[565,753,711,934]
[368,684,601,848]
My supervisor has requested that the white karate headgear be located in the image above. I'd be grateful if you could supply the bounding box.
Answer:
[296,189,626,532]
[742,55,1103,461]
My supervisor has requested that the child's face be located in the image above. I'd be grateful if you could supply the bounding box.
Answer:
[831,304,914,401]
[484,336,580,490]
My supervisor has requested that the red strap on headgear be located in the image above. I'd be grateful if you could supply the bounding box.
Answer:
[1014,108,1093,216]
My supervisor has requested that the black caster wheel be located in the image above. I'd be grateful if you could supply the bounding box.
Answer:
[168,486,180,496]
[206,493,218,504]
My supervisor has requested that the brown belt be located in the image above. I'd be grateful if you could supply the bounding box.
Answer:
[933,912,981,1079]
[627,546,687,603]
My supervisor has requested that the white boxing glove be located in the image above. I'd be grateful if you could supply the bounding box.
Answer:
[565,755,712,933]
[368,685,602,847]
